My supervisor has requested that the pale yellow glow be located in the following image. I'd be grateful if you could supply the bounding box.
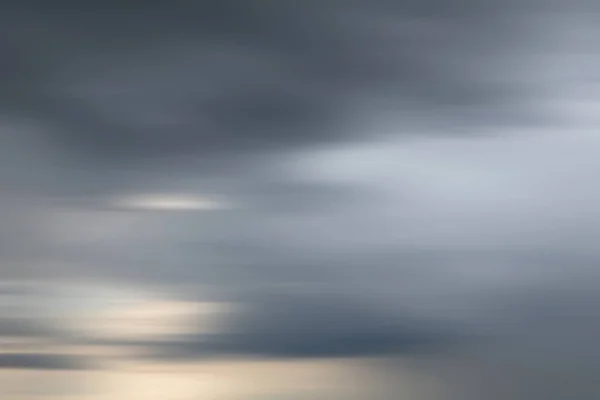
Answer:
[0,356,432,400]
[74,300,230,340]
[114,194,230,211]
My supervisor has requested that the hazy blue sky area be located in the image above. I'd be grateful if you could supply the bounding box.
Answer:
[1,1,599,399]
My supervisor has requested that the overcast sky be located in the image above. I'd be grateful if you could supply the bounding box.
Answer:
[1,1,599,399]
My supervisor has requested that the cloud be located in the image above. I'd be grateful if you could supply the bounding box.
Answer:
[1,6,600,394]
[0,0,552,164]
[0,353,95,370]
[0,317,64,339]
[140,288,469,362]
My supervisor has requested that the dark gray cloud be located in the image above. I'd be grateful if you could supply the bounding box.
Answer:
[0,317,61,339]
[1,6,600,400]
[144,290,468,360]
[0,0,543,165]
[0,353,95,370]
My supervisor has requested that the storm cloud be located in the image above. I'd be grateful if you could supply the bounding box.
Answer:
[1,0,552,166]
[144,289,468,361]
[0,353,95,370]
[1,1,600,399]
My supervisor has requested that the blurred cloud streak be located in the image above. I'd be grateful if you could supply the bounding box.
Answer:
[1,0,599,399]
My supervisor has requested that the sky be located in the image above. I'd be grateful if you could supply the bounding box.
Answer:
[1,1,600,399]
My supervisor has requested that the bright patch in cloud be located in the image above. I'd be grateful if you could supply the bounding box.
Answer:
[114,194,231,211]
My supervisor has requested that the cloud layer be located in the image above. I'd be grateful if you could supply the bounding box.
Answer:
[1,2,600,398]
